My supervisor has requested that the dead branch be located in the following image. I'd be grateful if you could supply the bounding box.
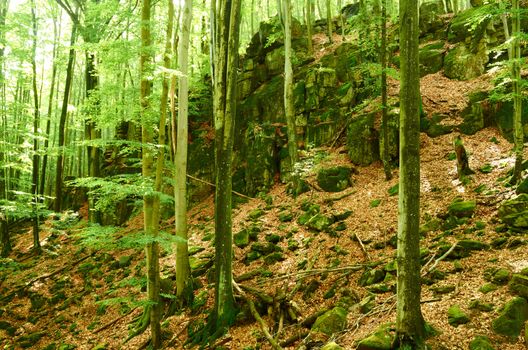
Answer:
[93,307,138,334]
[352,232,370,261]
[422,241,458,277]
[323,189,356,203]
[186,174,253,200]
[261,264,369,284]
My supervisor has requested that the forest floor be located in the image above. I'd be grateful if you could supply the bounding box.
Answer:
[1,63,528,350]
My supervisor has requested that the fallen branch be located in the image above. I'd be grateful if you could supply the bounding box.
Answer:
[279,331,309,347]
[261,264,369,284]
[27,253,93,287]
[323,189,356,203]
[422,241,458,277]
[93,307,138,334]
[353,232,370,261]
[187,174,252,200]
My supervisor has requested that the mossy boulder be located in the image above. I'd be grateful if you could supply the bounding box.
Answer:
[492,297,528,337]
[356,323,393,350]
[469,299,494,312]
[306,214,334,232]
[17,332,46,348]
[245,123,277,196]
[469,336,495,350]
[347,113,379,166]
[311,306,348,336]
[448,4,496,44]
[317,166,353,192]
[419,41,445,76]
[234,229,250,248]
[498,194,528,228]
[448,304,470,327]
[263,252,285,265]
[359,269,386,287]
[457,239,490,252]
[422,113,453,137]
[419,1,446,37]
[444,43,488,80]
[509,274,528,298]
[278,210,293,222]
[490,101,528,142]
[448,200,476,218]
[321,342,344,350]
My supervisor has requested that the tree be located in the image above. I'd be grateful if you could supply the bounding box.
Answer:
[380,0,392,181]
[395,0,426,346]
[175,0,194,307]
[30,0,40,253]
[209,0,242,336]
[139,0,161,346]
[511,0,523,183]
[325,0,332,43]
[282,0,300,195]
[305,0,313,54]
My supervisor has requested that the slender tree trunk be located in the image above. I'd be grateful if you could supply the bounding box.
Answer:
[395,0,425,345]
[380,0,392,180]
[326,0,332,43]
[0,0,7,201]
[30,0,41,253]
[511,0,523,182]
[0,213,9,257]
[55,24,77,213]
[140,0,161,346]
[175,0,193,307]
[41,10,61,199]
[283,0,299,195]
[210,0,242,335]
[306,0,313,54]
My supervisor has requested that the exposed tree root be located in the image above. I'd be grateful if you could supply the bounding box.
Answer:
[124,305,151,344]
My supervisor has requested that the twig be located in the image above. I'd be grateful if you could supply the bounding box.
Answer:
[26,254,93,287]
[422,241,458,277]
[260,264,368,284]
[279,331,309,347]
[186,174,253,200]
[287,248,321,299]
[233,282,283,350]
[353,232,370,261]
[323,189,356,203]
[93,307,138,334]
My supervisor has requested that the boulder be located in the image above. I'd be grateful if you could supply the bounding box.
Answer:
[448,4,496,45]
[347,113,380,166]
[448,200,476,218]
[357,324,393,350]
[317,166,353,192]
[498,194,528,228]
[306,214,334,231]
[359,269,386,287]
[492,297,528,337]
[419,41,445,76]
[448,304,470,327]
[469,336,495,350]
[311,307,348,336]
[234,229,250,248]
[419,1,446,37]
[444,43,488,80]
[321,342,345,350]
[509,274,528,298]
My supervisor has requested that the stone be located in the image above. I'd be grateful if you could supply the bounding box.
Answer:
[321,341,344,350]
[444,43,488,80]
[17,332,45,348]
[491,268,511,285]
[492,297,528,337]
[469,336,495,350]
[448,200,476,218]
[250,242,280,255]
[234,229,250,248]
[359,269,386,287]
[509,274,528,298]
[479,283,498,294]
[357,324,393,350]
[278,210,293,222]
[359,295,375,314]
[448,4,495,44]
[317,166,353,192]
[306,214,334,232]
[419,41,445,76]
[419,1,446,37]
[498,194,528,228]
[263,252,285,265]
[448,304,470,327]
[311,306,348,336]
[469,299,494,312]
[347,113,379,166]
[458,239,490,251]
[248,208,265,220]
[516,177,528,194]
[431,285,456,294]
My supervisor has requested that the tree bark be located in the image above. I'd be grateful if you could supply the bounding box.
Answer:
[55,24,77,213]
[175,0,193,307]
[140,0,161,346]
[396,0,426,345]
[0,0,7,201]
[306,0,313,54]
[325,0,332,43]
[511,0,523,183]
[380,0,392,181]
[210,0,242,335]
[30,0,41,253]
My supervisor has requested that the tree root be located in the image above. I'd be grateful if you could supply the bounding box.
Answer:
[124,305,151,344]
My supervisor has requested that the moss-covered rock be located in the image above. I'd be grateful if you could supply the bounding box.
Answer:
[17,332,46,348]
[321,341,344,350]
[492,297,528,337]
[356,323,393,350]
[419,1,446,37]
[244,123,277,196]
[448,200,476,218]
[490,101,528,142]
[311,306,348,336]
[359,269,386,287]
[479,283,498,294]
[490,268,511,285]
[263,252,285,265]
[448,304,470,327]
[444,43,488,80]
[458,239,490,252]
[419,41,445,76]
[469,299,494,312]
[306,213,334,231]
[234,229,250,248]
[317,166,353,192]
[469,335,495,350]
[248,208,265,220]
[509,274,528,298]
[448,4,496,45]
[278,210,293,222]
[347,113,380,166]
[498,194,528,228]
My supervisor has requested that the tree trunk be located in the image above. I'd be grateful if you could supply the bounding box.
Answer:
[0,0,7,201]
[326,0,332,43]
[511,0,523,183]
[396,0,426,345]
[0,213,9,257]
[30,0,41,253]
[175,0,193,307]
[380,0,392,181]
[306,0,313,54]
[210,0,242,335]
[283,0,300,195]
[140,0,161,346]
[55,24,77,213]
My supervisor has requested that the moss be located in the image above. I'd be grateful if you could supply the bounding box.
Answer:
[509,274,528,298]
[479,283,498,293]
[347,113,380,166]
[357,323,393,350]
[448,4,496,44]
[444,43,488,80]
[311,306,348,336]
[234,230,250,248]
[448,200,476,218]
[469,336,495,350]
[448,304,470,327]
[492,297,528,337]
[317,166,353,192]
[469,299,494,312]
[419,43,445,76]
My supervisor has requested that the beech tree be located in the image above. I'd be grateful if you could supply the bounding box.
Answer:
[210,0,242,335]
[511,0,523,183]
[395,0,426,346]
